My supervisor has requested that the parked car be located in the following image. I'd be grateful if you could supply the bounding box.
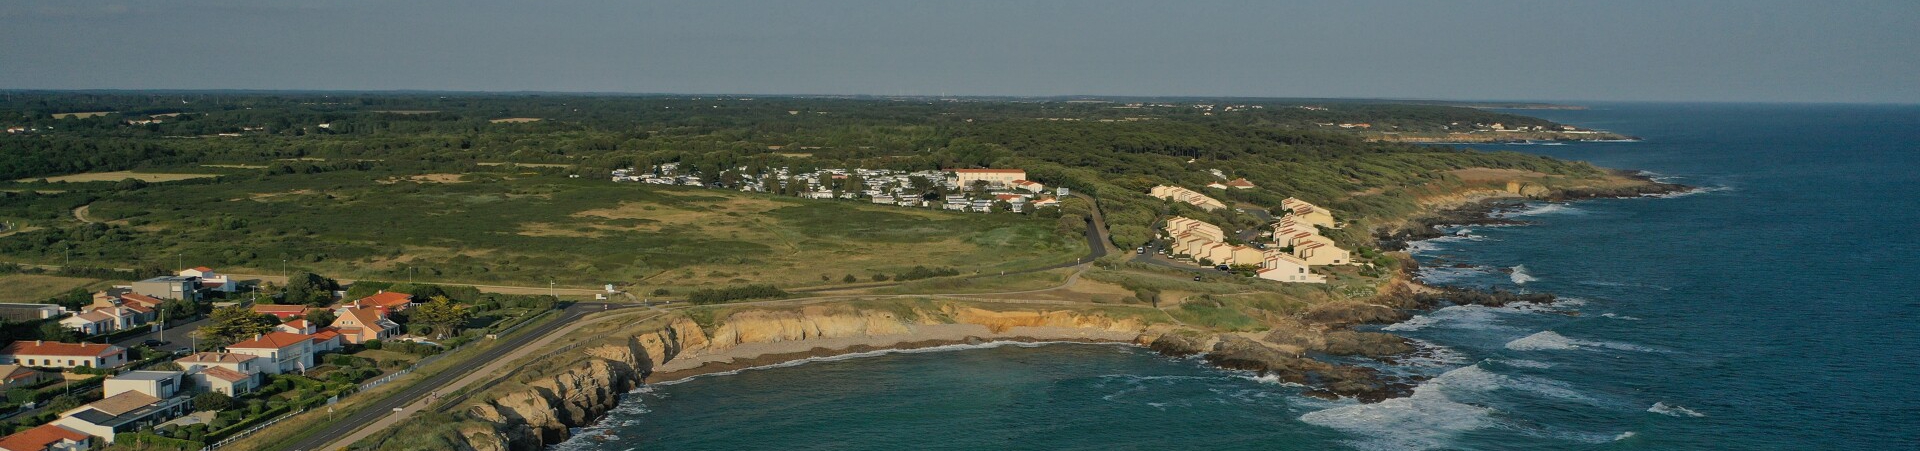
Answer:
[141,339,167,348]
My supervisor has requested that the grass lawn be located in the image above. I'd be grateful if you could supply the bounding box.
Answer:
[55,170,1083,289]
[0,274,114,302]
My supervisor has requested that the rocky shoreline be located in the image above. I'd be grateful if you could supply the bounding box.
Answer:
[367,173,1687,451]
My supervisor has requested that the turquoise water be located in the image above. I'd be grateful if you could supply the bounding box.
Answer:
[557,104,1920,450]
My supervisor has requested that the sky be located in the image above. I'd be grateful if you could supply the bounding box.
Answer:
[2,0,1917,103]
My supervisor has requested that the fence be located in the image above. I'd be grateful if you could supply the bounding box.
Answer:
[203,407,308,450]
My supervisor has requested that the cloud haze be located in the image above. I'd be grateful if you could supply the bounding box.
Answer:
[2,0,1917,103]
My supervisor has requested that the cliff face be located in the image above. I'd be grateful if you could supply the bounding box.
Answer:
[448,304,1156,450]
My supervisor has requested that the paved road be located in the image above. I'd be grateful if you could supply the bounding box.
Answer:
[278,302,640,451]
[110,316,208,354]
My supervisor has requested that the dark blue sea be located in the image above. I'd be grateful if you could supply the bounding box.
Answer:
[555,104,1920,451]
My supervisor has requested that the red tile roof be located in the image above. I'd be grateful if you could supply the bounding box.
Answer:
[176,352,258,364]
[118,292,165,307]
[191,266,214,272]
[0,341,123,358]
[354,292,414,309]
[227,332,313,350]
[0,424,89,451]
[201,366,250,383]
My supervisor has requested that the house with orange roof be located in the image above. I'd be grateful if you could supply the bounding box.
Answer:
[251,304,312,320]
[351,291,415,312]
[225,332,315,374]
[174,353,263,396]
[173,352,261,376]
[329,307,399,345]
[0,365,48,390]
[192,366,256,396]
[0,342,127,369]
[0,423,92,451]
[309,327,344,353]
[1225,178,1257,190]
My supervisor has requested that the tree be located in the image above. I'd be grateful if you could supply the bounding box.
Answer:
[303,309,336,328]
[193,392,234,411]
[196,305,275,348]
[281,272,339,306]
[36,322,76,342]
[843,274,858,283]
[408,296,470,337]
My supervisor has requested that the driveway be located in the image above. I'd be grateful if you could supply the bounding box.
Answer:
[111,316,208,354]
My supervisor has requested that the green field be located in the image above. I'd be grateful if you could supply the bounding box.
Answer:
[46,171,1082,289]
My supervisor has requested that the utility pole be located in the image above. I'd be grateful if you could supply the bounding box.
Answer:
[549,279,555,298]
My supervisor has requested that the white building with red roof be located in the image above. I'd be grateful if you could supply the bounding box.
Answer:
[0,423,92,451]
[0,341,127,369]
[225,332,315,374]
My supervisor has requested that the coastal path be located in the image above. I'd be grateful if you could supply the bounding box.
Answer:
[279,302,642,451]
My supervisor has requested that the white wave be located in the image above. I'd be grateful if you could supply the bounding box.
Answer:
[1641,185,1734,199]
[1414,265,1498,285]
[1384,305,1509,332]
[1299,365,1498,451]
[1505,331,1659,352]
[1237,372,1308,388]
[1383,301,1574,333]
[1502,203,1581,217]
[1649,402,1705,417]
[1300,363,1607,450]
[1615,431,1638,440]
[1509,265,1537,285]
[1600,313,1642,320]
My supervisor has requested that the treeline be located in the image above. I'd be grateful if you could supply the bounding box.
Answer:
[686,284,788,305]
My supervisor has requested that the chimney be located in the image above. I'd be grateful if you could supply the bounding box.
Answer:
[35,340,42,346]
[254,334,262,341]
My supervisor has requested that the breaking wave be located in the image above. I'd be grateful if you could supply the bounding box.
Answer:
[1509,265,1538,284]
[1300,363,1608,450]
[1504,331,1659,352]
[1649,402,1706,418]
[1502,203,1581,217]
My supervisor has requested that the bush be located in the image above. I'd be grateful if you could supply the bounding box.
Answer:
[192,392,234,411]
[685,285,787,305]
[363,339,383,350]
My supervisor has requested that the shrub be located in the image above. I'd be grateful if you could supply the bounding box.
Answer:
[685,285,787,305]
[192,392,234,411]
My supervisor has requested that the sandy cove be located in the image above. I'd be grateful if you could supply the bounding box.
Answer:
[647,324,1139,383]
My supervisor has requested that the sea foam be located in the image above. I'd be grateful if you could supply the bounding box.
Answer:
[1510,265,1538,284]
[1505,331,1658,352]
[1649,402,1706,418]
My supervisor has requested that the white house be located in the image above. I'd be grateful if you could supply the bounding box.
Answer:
[224,332,315,374]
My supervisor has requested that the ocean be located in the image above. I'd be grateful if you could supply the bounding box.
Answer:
[554,103,1920,450]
